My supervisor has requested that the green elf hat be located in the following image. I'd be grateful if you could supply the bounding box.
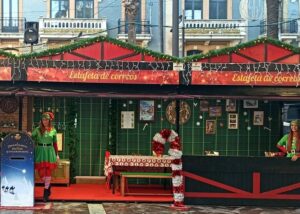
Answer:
[42,112,54,121]
[291,119,300,126]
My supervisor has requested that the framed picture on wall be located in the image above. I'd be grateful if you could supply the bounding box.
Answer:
[57,133,63,151]
[139,100,155,121]
[228,113,238,129]
[209,106,222,117]
[253,111,264,126]
[226,99,236,112]
[121,111,135,129]
[206,120,216,134]
[200,100,209,112]
[243,100,258,108]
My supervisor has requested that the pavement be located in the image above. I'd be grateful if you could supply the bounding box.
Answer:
[1,202,300,214]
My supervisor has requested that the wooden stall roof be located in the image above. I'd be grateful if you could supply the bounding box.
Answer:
[0,37,299,99]
[20,36,180,62]
[185,37,300,64]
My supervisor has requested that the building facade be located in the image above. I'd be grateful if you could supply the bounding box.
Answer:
[0,0,299,55]
[164,0,247,56]
[0,0,24,53]
[40,0,107,49]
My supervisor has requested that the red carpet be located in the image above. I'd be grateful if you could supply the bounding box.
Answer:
[35,184,173,202]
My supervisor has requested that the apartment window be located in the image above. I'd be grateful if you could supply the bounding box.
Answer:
[185,0,202,19]
[2,0,19,32]
[3,0,18,18]
[209,0,227,19]
[51,0,69,18]
[76,0,94,18]
[187,50,202,56]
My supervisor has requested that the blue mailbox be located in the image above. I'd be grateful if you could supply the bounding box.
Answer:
[1,132,34,207]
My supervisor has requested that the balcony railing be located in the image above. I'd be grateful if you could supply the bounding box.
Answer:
[183,19,247,37]
[260,19,299,35]
[118,20,151,34]
[39,18,107,34]
[0,18,25,33]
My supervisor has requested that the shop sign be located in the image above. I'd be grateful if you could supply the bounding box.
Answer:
[27,68,179,85]
[192,71,300,86]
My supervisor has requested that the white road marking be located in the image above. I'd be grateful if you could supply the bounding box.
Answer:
[88,204,106,214]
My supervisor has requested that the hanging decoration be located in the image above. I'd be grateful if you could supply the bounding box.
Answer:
[151,129,185,208]
[0,97,18,114]
[165,101,191,125]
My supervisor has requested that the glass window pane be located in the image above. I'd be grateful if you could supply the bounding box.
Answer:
[51,1,59,18]
[12,0,18,18]
[3,0,18,18]
[185,0,193,10]
[194,0,202,10]
[209,0,227,19]
[2,0,19,27]
[76,0,94,18]
[3,0,10,19]
[185,0,202,19]
[185,10,193,20]
[194,10,201,19]
[51,0,69,18]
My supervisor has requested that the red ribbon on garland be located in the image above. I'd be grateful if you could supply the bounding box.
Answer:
[152,141,165,156]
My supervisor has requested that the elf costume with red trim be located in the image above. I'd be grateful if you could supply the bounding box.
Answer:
[31,112,58,202]
[277,119,300,158]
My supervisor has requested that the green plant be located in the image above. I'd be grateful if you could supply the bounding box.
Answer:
[65,98,79,183]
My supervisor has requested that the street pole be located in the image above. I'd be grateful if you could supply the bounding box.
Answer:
[182,9,185,57]
[172,0,180,134]
[159,0,164,53]
[172,0,179,57]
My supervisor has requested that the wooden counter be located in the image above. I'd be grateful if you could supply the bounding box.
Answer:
[183,156,300,206]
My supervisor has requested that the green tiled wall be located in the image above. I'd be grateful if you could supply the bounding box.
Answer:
[115,99,281,157]
[33,97,282,177]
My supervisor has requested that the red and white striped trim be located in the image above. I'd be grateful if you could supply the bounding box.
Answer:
[152,129,185,207]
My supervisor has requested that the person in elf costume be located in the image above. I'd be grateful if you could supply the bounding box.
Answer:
[277,119,300,161]
[30,112,59,202]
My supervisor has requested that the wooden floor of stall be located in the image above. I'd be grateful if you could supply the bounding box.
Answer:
[34,184,173,202]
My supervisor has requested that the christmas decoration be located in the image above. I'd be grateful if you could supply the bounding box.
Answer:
[151,129,186,208]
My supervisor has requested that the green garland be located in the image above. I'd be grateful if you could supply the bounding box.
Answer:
[17,36,181,62]
[183,37,300,62]
[0,50,16,58]
[65,98,79,183]
[2,36,300,63]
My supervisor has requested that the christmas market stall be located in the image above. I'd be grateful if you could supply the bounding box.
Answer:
[0,37,300,207]
[183,38,300,206]
[0,36,185,205]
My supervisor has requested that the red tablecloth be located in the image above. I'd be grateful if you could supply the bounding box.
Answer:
[104,155,174,183]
